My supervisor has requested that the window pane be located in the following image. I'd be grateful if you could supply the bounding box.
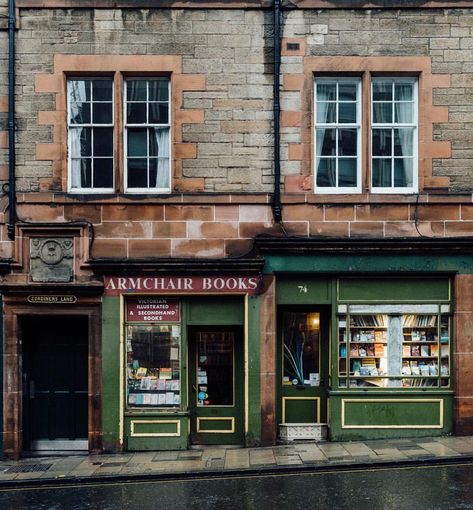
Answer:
[156,158,170,189]
[93,158,114,188]
[338,103,356,124]
[92,79,113,101]
[71,158,91,188]
[93,127,113,156]
[127,80,147,101]
[80,129,91,157]
[372,128,392,156]
[126,324,181,409]
[316,158,336,187]
[316,102,336,124]
[149,103,169,124]
[128,129,147,157]
[148,80,169,102]
[373,81,393,101]
[69,80,90,102]
[127,158,148,188]
[127,103,147,124]
[339,159,357,187]
[316,128,336,156]
[338,83,357,101]
[282,312,320,386]
[395,102,413,124]
[394,128,414,156]
[92,103,112,124]
[70,102,90,124]
[373,102,392,124]
[394,159,413,187]
[372,158,392,187]
[316,82,336,101]
[338,128,357,156]
[395,83,414,101]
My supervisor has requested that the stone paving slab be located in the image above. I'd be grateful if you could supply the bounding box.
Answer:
[1,436,473,485]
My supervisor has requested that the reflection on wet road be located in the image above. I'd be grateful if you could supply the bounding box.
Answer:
[2,462,473,510]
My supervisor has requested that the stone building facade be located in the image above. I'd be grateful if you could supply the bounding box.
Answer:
[1,0,473,458]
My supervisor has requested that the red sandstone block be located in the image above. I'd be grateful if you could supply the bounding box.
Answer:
[92,239,127,258]
[356,204,409,221]
[200,222,239,239]
[0,131,8,149]
[284,204,323,222]
[0,165,8,180]
[239,222,280,238]
[174,143,197,159]
[175,110,204,124]
[325,205,355,221]
[462,205,473,220]
[94,222,148,239]
[36,143,61,161]
[445,221,473,236]
[455,275,473,314]
[283,74,305,91]
[35,73,62,93]
[281,111,302,127]
[64,204,102,224]
[102,205,164,221]
[225,239,254,257]
[173,74,205,91]
[165,205,213,221]
[128,239,171,258]
[414,204,460,221]
[288,143,303,161]
[38,110,64,125]
[283,221,309,236]
[350,221,385,237]
[0,96,7,113]
[309,221,349,237]
[384,221,444,237]
[284,175,312,193]
[173,178,205,192]
[215,205,239,221]
[171,238,224,258]
[152,222,187,239]
[281,38,306,57]
[17,204,64,222]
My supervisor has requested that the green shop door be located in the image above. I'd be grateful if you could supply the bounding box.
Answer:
[189,327,244,445]
[278,308,329,427]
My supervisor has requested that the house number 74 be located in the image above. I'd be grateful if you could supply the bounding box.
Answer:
[298,285,308,293]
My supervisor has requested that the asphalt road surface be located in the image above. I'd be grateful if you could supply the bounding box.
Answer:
[2,462,473,510]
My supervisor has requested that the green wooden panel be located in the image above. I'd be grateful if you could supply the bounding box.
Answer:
[132,420,179,435]
[187,297,244,325]
[102,296,121,451]
[265,254,473,275]
[198,418,234,432]
[125,416,188,450]
[247,295,261,446]
[277,278,331,304]
[284,398,318,423]
[338,278,450,302]
[328,395,453,441]
[343,399,442,427]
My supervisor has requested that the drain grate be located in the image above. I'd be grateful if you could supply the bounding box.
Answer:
[5,463,52,474]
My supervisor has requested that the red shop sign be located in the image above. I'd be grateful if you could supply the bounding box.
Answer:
[126,298,180,322]
[104,275,260,296]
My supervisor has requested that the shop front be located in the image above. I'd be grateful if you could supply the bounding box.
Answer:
[101,275,262,452]
[258,238,473,441]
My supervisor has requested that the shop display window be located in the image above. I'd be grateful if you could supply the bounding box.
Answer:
[282,311,320,387]
[126,324,181,408]
[338,307,450,389]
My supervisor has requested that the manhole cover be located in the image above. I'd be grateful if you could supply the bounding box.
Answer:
[5,463,52,474]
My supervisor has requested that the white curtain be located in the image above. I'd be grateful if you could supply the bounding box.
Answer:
[70,128,83,188]
[154,127,170,189]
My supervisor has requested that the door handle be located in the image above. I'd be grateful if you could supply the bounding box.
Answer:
[29,380,35,399]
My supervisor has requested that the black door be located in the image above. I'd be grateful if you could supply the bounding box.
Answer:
[22,316,88,451]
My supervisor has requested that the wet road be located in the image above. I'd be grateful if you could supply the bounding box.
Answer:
[2,462,473,510]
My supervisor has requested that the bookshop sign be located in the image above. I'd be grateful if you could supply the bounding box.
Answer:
[104,275,260,296]
[126,298,180,322]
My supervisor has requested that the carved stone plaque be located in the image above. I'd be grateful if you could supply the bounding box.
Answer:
[30,238,74,282]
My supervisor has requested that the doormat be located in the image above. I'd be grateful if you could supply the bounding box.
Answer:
[5,463,52,473]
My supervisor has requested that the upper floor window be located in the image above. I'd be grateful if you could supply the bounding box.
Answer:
[125,79,171,192]
[314,75,418,194]
[371,78,418,193]
[67,77,171,193]
[68,78,114,192]
[314,78,361,194]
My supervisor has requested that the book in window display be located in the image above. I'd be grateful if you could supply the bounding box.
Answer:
[126,323,181,408]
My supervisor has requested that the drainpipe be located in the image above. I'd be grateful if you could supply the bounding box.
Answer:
[7,0,16,240]
[272,0,282,223]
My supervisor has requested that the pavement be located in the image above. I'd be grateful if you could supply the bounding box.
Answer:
[2,435,473,487]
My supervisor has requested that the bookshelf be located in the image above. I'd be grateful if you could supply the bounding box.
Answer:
[338,311,450,389]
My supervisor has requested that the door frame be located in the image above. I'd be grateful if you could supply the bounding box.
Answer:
[276,305,331,427]
[2,299,102,459]
[187,325,245,445]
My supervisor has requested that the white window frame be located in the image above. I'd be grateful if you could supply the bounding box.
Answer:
[371,76,418,194]
[67,77,115,194]
[314,77,362,194]
[124,78,172,194]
